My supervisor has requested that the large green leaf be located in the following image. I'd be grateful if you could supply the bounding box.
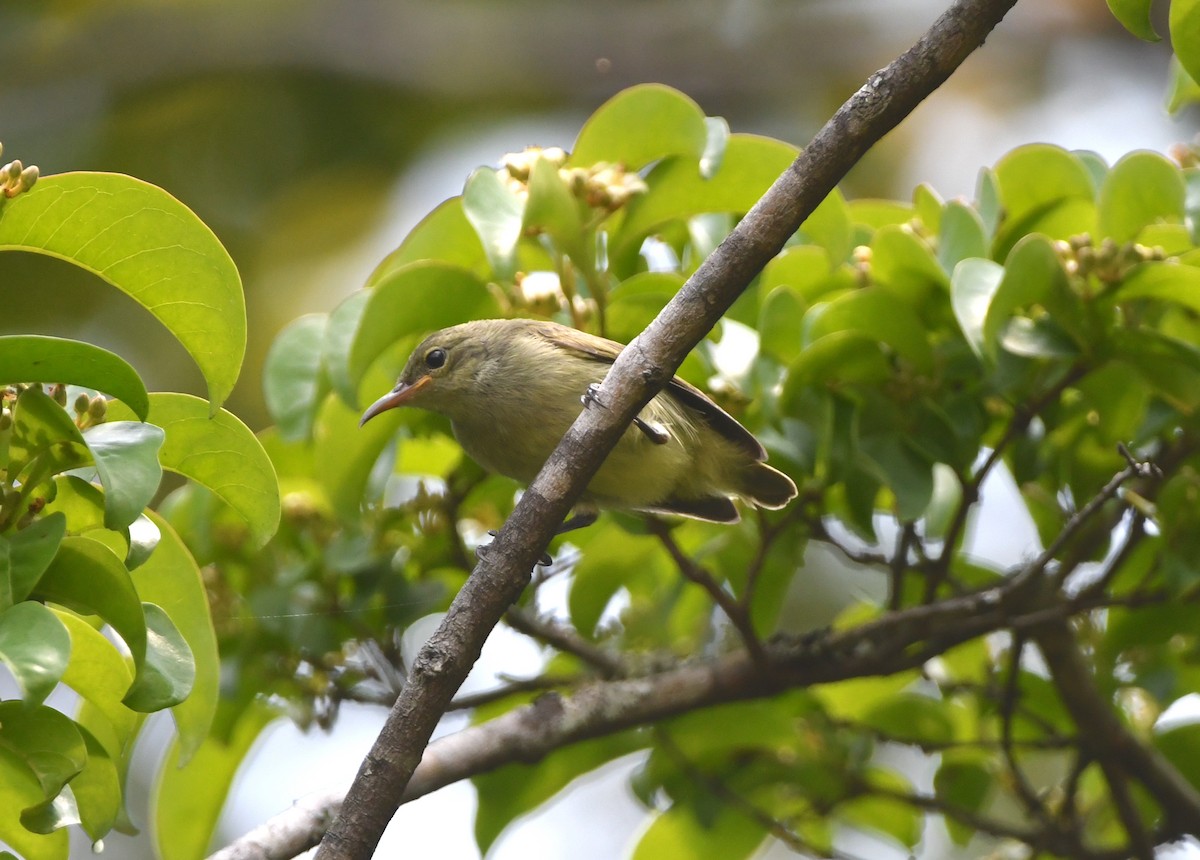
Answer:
[367,197,487,285]
[33,538,147,672]
[462,167,524,279]
[0,601,70,705]
[81,421,164,530]
[1097,151,1185,243]
[0,747,69,860]
[71,731,120,842]
[950,257,1004,358]
[130,512,218,762]
[54,610,137,763]
[631,805,765,860]
[613,135,798,262]
[0,702,86,800]
[8,386,88,481]
[803,287,934,373]
[348,261,501,390]
[121,603,195,712]
[153,700,279,860]
[0,173,245,409]
[263,313,329,441]
[1171,0,1200,86]
[107,393,280,549]
[0,336,148,421]
[0,512,66,609]
[1106,0,1158,40]
[570,84,709,169]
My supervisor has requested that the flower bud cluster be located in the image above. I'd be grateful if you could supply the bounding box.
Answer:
[1053,234,1166,284]
[0,144,39,199]
[499,146,647,212]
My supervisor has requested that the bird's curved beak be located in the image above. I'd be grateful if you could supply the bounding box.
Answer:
[359,376,432,426]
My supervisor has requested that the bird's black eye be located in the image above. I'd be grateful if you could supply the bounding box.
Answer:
[424,347,447,369]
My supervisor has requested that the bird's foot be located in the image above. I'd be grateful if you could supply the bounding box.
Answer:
[580,383,669,445]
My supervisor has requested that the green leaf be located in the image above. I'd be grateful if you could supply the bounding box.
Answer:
[760,245,834,304]
[1167,55,1200,115]
[950,257,1004,358]
[20,785,80,836]
[1153,720,1200,792]
[153,699,279,860]
[838,769,922,849]
[870,224,948,304]
[614,135,798,262]
[0,337,148,422]
[1097,151,1185,243]
[8,386,88,480]
[781,333,891,408]
[524,155,587,261]
[366,197,487,282]
[462,167,524,279]
[130,513,217,761]
[701,116,731,179]
[0,512,66,609]
[264,313,329,441]
[81,421,164,530]
[0,743,68,858]
[0,746,69,860]
[54,609,138,764]
[936,201,988,274]
[983,235,1075,357]
[758,286,808,364]
[935,755,993,844]
[804,287,934,373]
[0,701,86,799]
[474,734,642,853]
[606,272,687,346]
[631,805,765,860]
[348,261,501,391]
[570,84,708,169]
[0,602,70,705]
[107,393,280,549]
[1106,0,1158,39]
[323,290,371,405]
[992,145,1096,258]
[1106,260,1200,316]
[71,730,120,841]
[313,390,399,521]
[0,173,245,409]
[34,537,147,670]
[122,602,195,712]
[1171,0,1200,86]
[862,692,956,746]
[858,435,934,521]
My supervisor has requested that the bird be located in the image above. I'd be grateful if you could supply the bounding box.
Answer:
[359,318,797,534]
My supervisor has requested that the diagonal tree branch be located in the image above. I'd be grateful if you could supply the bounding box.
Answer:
[312,1,1022,856]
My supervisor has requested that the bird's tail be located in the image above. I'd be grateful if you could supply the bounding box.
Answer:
[739,461,797,509]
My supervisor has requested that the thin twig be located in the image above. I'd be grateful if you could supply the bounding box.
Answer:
[504,605,625,678]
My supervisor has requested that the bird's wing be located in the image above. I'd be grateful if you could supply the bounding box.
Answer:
[535,322,767,461]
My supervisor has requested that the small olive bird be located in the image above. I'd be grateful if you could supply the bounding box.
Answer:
[360,318,797,532]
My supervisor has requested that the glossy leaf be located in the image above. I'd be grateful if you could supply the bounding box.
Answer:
[107,393,280,549]
[936,201,987,274]
[614,135,798,261]
[130,513,218,761]
[950,257,1004,358]
[71,731,120,841]
[33,537,147,671]
[804,287,934,373]
[462,166,524,279]
[870,224,948,304]
[264,313,329,441]
[0,701,86,799]
[0,512,66,609]
[992,145,1096,256]
[366,197,486,283]
[983,235,1074,358]
[0,337,148,421]
[0,747,69,860]
[570,84,708,169]
[0,173,245,408]
[1106,0,1158,40]
[81,421,164,530]
[758,286,807,364]
[323,290,371,405]
[55,609,137,763]
[8,386,88,480]
[1171,0,1200,86]
[1097,151,1185,243]
[348,261,501,389]
[121,603,194,712]
[1167,55,1200,115]
[0,601,70,705]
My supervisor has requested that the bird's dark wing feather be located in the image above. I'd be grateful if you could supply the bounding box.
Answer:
[535,322,767,461]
